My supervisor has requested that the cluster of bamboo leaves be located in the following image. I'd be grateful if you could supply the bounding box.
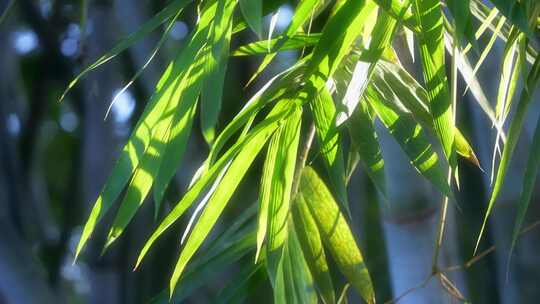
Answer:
[65,0,540,302]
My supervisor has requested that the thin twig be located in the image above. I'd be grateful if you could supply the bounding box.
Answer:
[387,218,540,303]
[384,274,434,304]
[292,123,316,196]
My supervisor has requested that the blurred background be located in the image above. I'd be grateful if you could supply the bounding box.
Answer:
[1,0,539,303]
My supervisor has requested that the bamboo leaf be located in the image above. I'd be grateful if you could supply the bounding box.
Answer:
[233,33,321,56]
[150,225,256,304]
[366,86,453,198]
[60,0,191,102]
[413,0,456,174]
[447,0,477,50]
[135,100,294,269]
[239,0,263,37]
[286,222,318,303]
[509,114,540,261]
[300,167,375,304]
[245,0,322,86]
[348,101,386,197]
[259,106,302,280]
[292,194,336,304]
[310,86,350,215]
[200,0,236,145]
[476,53,540,253]
[372,61,480,166]
[169,117,275,298]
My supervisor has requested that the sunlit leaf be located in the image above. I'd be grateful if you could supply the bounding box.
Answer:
[300,167,375,304]
[199,0,236,145]
[413,0,456,181]
[476,54,540,253]
[292,194,336,304]
[259,106,302,280]
[366,85,453,198]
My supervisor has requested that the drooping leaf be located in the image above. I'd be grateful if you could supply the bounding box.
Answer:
[292,194,336,304]
[509,113,540,262]
[199,0,236,145]
[447,0,478,50]
[372,61,480,166]
[259,106,302,280]
[135,99,295,269]
[348,102,386,197]
[366,85,453,198]
[60,0,192,102]
[151,224,256,304]
[413,0,456,175]
[239,0,263,37]
[310,86,350,216]
[300,167,375,304]
[169,118,276,298]
[476,53,540,253]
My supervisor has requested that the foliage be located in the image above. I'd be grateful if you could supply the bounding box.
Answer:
[66,0,540,302]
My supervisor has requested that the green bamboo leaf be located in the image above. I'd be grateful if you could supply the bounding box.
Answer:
[476,53,540,253]
[305,0,376,79]
[273,221,317,304]
[496,31,525,120]
[444,33,507,143]
[259,106,302,280]
[348,101,386,197]
[413,0,456,174]
[372,61,480,166]
[287,222,318,304]
[208,59,305,166]
[169,118,276,298]
[463,15,506,95]
[489,0,530,36]
[371,0,418,32]
[310,86,350,215]
[75,0,223,259]
[300,167,375,304]
[292,194,336,304]
[135,99,294,269]
[509,114,540,261]
[105,87,195,248]
[60,0,191,102]
[447,0,478,50]
[366,86,453,198]
[233,33,321,56]
[239,0,263,37]
[200,0,236,145]
[151,225,256,304]
[215,262,264,304]
[245,0,322,86]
